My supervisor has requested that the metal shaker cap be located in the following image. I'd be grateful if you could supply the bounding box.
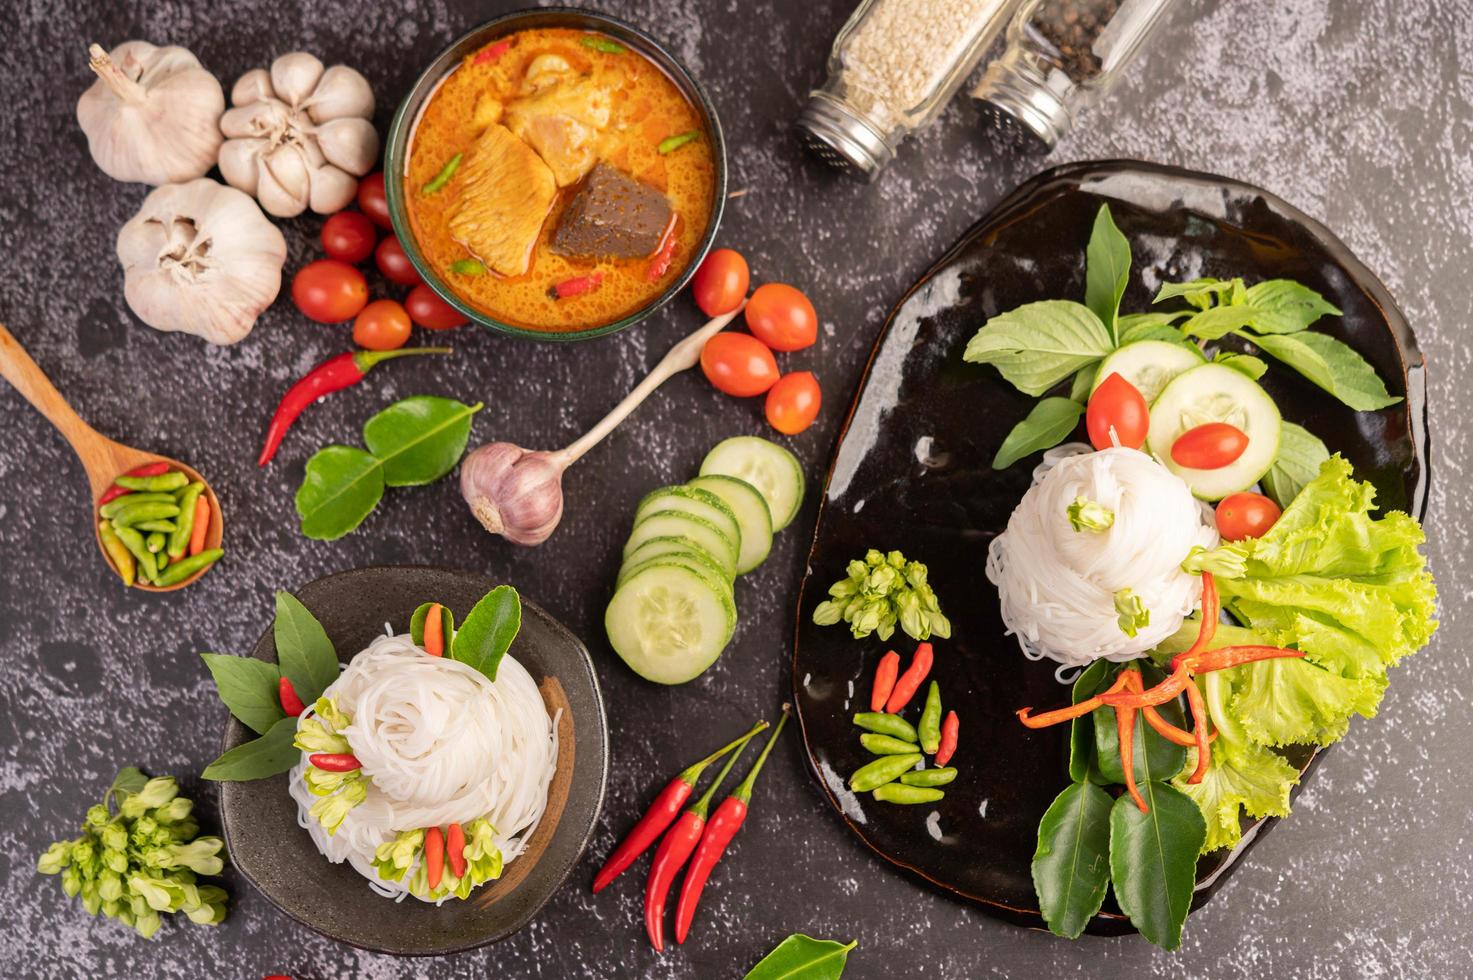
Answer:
[972,44,1075,150]
[796,92,895,179]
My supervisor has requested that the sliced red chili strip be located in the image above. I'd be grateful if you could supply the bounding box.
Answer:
[474,40,511,64]
[1172,571,1220,671]
[1117,671,1147,813]
[1184,680,1212,784]
[646,215,679,281]
[1016,671,1131,728]
[1186,644,1304,674]
[549,272,604,299]
[1141,705,1212,747]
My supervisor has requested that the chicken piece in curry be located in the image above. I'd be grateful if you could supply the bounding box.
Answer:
[404,29,716,333]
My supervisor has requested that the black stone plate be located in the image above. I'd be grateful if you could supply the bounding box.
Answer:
[219,565,608,955]
[790,160,1429,935]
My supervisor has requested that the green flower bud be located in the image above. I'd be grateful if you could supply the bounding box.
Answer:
[304,766,361,797]
[1180,544,1248,580]
[84,805,110,829]
[99,869,124,902]
[309,780,366,836]
[103,848,130,874]
[312,697,352,732]
[886,550,905,568]
[101,823,128,852]
[811,600,842,627]
[1114,588,1151,638]
[134,909,162,938]
[904,561,928,588]
[372,829,424,883]
[129,875,176,912]
[81,886,102,916]
[153,797,193,824]
[157,838,225,876]
[102,897,123,918]
[61,866,82,898]
[293,716,350,755]
[864,549,884,566]
[37,841,73,874]
[115,905,135,929]
[119,777,178,819]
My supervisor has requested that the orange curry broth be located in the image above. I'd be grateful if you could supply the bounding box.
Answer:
[404,29,716,333]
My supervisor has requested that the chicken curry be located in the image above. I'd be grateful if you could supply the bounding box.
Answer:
[404,29,717,334]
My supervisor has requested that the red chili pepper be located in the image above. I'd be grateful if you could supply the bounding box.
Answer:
[98,485,132,506]
[125,462,170,478]
[278,677,306,717]
[1172,571,1220,671]
[1142,704,1215,747]
[1016,670,1131,728]
[646,216,679,281]
[1183,679,1212,784]
[257,347,451,466]
[870,651,900,712]
[474,39,511,64]
[424,826,445,891]
[1116,671,1147,813]
[548,272,604,300]
[308,752,362,772]
[645,735,753,951]
[423,603,445,657]
[884,642,934,714]
[674,709,789,945]
[934,710,959,767]
[592,721,767,893]
[446,822,467,879]
[1187,644,1305,674]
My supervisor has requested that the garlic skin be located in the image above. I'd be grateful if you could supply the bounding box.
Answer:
[77,42,224,185]
[116,178,286,345]
[219,53,378,218]
[460,443,567,546]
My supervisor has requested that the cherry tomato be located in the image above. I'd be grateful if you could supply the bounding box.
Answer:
[691,248,750,317]
[1171,422,1249,470]
[1215,492,1281,541]
[1086,373,1149,450]
[405,284,468,330]
[765,372,822,435]
[375,235,423,286]
[352,299,412,351]
[320,211,376,264]
[292,260,369,323]
[700,332,780,397]
[357,172,392,229]
[745,283,818,352]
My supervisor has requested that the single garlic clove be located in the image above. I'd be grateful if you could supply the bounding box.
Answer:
[270,52,325,108]
[255,147,311,217]
[307,65,375,123]
[230,68,273,107]
[308,164,358,216]
[220,101,282,139]
[314,117,379,176]
[217,137,267,195]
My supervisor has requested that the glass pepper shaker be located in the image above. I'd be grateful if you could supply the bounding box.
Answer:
[972,0,1176,149]
[797,0,1019,178]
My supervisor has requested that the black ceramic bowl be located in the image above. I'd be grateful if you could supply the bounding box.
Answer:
[219,566,608,955]
[384,7,728,342]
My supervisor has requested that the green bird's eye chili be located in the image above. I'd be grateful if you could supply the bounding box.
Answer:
[99,493,174,519]
[851,712,917,743]
[114,471,188,492]
[657,131,701,155]
[152,549,222,587]
[900,767,956,787]
[167,482,204,559]
[860,733,921,755]
[421,152,462,194]
[450,258,486,276]
[873,783,944,805]
[849,752,922,793]
[918,681,943,754]
[113,525,158,583]
[257,347,451,466]
[581,35,626,54]
[144,531,166,554]
[110,502,181,528]
[97,522,135,587]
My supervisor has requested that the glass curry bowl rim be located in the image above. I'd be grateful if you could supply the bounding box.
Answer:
[384,7,729,343]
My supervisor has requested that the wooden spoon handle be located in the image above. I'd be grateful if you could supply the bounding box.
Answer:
[555,301,748,466]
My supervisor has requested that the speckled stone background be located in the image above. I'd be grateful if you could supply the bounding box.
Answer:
[2,0,1468,977]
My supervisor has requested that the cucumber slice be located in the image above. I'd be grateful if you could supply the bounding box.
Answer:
[617,550,734,597]
[1147,362,1282,501]
[606,564,735,684]
[633,487,742,558]
[686,475,774,575]
[623,512,738,578]
[621,535,733,584]
[1091,340,1206,404]
[699,437,805,532]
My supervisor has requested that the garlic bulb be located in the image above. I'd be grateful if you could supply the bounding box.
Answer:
[116,178,286,345]
[219,53,378,217]
[76,42,224,185]
[460,443,568,546]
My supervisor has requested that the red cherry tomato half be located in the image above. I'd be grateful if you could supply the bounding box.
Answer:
[766,371,822,435]
[700,332,780,397]
[352,299,413,351]
[1086,373,1149,450]
[745,283,818,352]
[320,211,376,264]
[357,172,392,229]
[405,284,468,330]
[691,248,750,317]
[375,235,423,286]
[291,260,369,323]
[1171,422,1249,470]
[1215,492,1282,541]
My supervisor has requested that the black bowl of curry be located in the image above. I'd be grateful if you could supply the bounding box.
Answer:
[385,8,727,341]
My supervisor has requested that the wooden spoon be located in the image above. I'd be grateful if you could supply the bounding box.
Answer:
[0,323,223,592]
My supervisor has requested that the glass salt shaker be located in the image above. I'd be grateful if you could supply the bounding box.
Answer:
[797,0,1019,178]
[972,0,1176,149]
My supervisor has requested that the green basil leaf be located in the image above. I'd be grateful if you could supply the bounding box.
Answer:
[1242,279,1340,332]
[1108,782,1206,950]
[1180,305,1259,341]
[1032,780,1113,939]
[1093,666,1187,786]
[1248,331,1401,410]
[362,396,482,487]
[295,445,385,540]
[201,716,299,781]
[1116,312,1189,345]
[273,591,339,705]
[451,586,521,681]
[1085,204,1131,343]
[200,652,283,735]
[963,300,1113,397]
[1152,278,1239,309]
[409,601,456,647]
[1261,421,1330,509]
[1069,660,1113,783]
[1212,351,1268,380]
[1068,363,1097,403]
[743,934,857,980]
[992,397,1084,470]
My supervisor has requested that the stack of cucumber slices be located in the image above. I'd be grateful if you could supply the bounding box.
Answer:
[606,437,805,685]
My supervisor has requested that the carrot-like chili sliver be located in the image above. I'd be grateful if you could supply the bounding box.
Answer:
[1173,571,1220,670]
[870,651,900,712]
[549,273,604,299]
[1016,670,1131,728]
[474,40,511,64]
[1187,644,1305,674]
[884,642,934,714]
[188,495,209,556]
[1117,671,1148,813]
[1184,680,1212,784]
[423,603,445,656]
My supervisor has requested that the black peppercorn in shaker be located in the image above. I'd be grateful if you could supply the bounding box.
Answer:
[972,0,1175,148]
